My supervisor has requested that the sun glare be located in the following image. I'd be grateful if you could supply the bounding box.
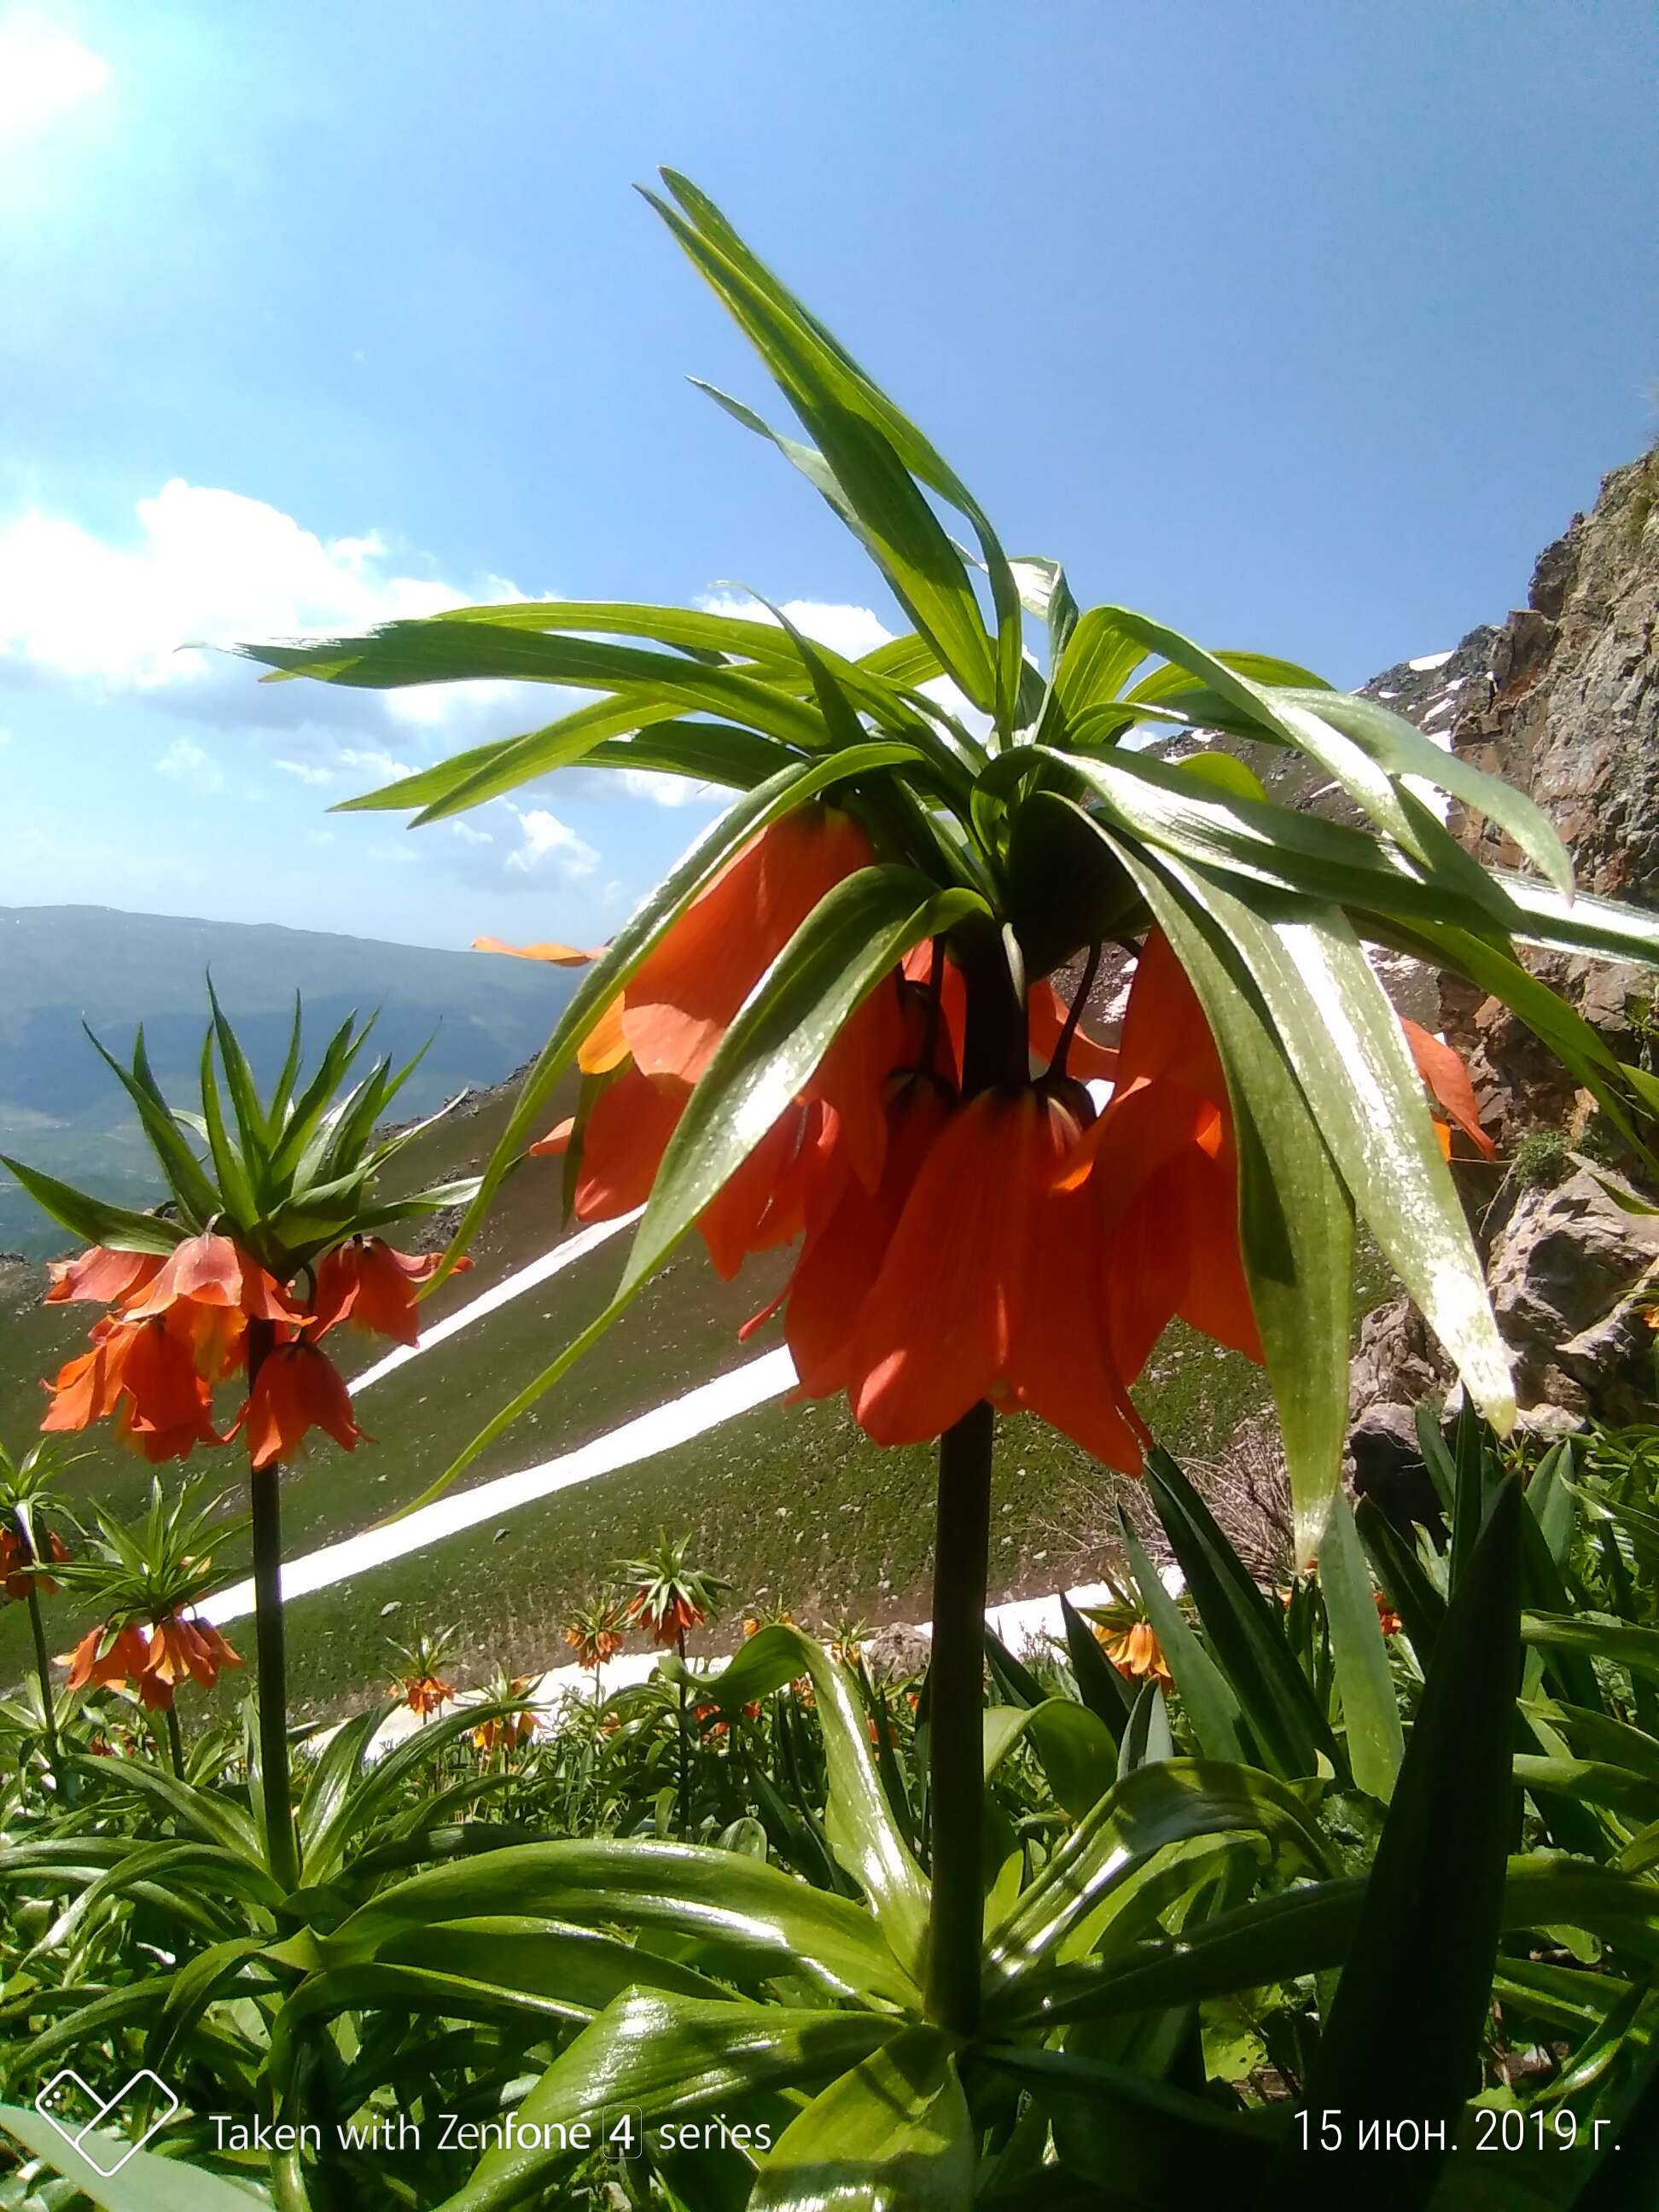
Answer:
[0,19,110,139]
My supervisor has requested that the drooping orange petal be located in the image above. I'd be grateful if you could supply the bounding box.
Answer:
[847,1089,1051,1447]
[311,1238,455,1348]
[124,1231,244,1314]
[805,977,906,1193]
[1116,928,1226,1097]
[242,1342,363,1469]
[1164,1148,1261,1362]
[577,994,630,1076]
[473,935,599,965]
[1401,1018,1495,1161]
[63,1621,150,1692]
[44,1246,165,1308]
[1005,1177,1147,1473]
[41,1336,121,1433]
[699,1109,806,1280]
[116,1318,221,1444]
[701,1100,851,1284]
[623,809,873,1088]
[781,1076,954,1396]
[567,1064,686,1220]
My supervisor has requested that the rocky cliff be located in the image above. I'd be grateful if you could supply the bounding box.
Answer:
[1348,444,1659,1452]
[1440,447,1659,1138]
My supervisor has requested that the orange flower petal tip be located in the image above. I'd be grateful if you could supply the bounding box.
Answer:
[528,1117,576,1157]
[473,934,598,966]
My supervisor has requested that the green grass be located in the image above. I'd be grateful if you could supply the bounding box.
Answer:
[0,1060,1402,1716]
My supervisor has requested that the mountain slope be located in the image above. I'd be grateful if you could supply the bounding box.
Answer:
[0,905,575,1254]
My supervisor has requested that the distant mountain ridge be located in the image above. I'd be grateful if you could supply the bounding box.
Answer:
[0,905,575,1256]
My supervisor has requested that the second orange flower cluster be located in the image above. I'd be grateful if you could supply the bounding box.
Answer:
[40,1231,466,1469]
[64,1610,242,1713]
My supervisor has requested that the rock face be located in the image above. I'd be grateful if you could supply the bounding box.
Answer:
[1485,1167,1659,1426]
[1438,449,1659,1138]
[1348,1164,1659,1469]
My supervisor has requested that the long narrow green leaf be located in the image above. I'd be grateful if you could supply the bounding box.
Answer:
[80,1026,218,1227]
[1107,835,1356,1556]
[1059,1592,1132,1743]
[703,1624,928,1984]
[1116,1512,1250,1766]
[1144,1450,1337,1781]
[0,2104,259,2209]
[0,1156,183,1254]
[1147,851,1516,1432]
[434,1994,898,2212]
[982,1757,1335,1995]
[749,2027,973,2211]
[1318,1490,1405,1802]
[1052,745,1521,938]
[318,1837,915,2006]
[981,1699,1121,1821]
[1278,1477,1522,2211]
[1090,607,1434,861]
[1266,687,1573,894]
[652,201,999,712]
[1354,1497,1446,1669]
[655,170,1024,731]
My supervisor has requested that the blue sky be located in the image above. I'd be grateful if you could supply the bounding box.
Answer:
[1,0,1654,952]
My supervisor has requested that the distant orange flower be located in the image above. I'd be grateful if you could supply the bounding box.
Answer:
[402,1673,453,1716]
[564,1621,626,1669]
[0,1526,68,1601]
[626,1589,704,1648]
[1401,1019,1495,1162]
[1374,1591,1402,1638]
[144,1612,242,1702]
[1095,1617,1172,1689]
[242,1341,364,1469]
[473,1685,537,1753]
[38,1225,446,1470]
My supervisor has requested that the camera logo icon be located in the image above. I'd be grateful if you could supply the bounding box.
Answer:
[35,2068,179,2177]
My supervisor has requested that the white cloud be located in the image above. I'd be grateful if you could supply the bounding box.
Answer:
[697,592,894,662]
[0,479,486,694]
[447,819,493,847]
[0,480,548,773]
[615,767,725,810]
[0,20,108,139]
[273,743,417,790]
[154,736,224,794]
[505,806,598,879]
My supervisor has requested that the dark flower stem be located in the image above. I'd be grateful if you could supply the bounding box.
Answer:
[924,1399,995,2033]
[164,1703,187,1782]
[247,1318,299,1892]
[676,1623,691,1835]
[923,938,1023,2036]
[22,1576,66,1799]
